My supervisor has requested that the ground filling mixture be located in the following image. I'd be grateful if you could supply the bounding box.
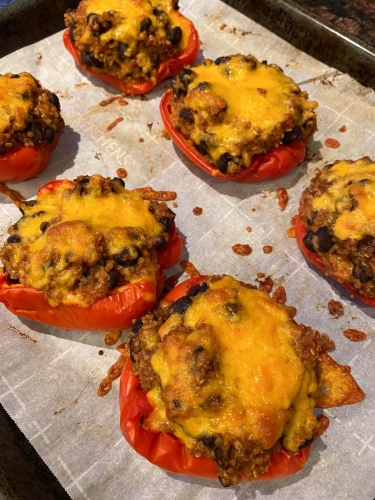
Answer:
[65,0,192,84]
[0,175,176,307]
[127,275,342,486]
[299,157,375,297]
[0,72,64,154]
[169,54,317,174]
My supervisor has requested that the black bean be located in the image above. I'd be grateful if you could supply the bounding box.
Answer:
[214,447,225,467]
[40,221,50,233]
[172,398,181,408]
[32,211,45,218]
[178,68,194,84]
[107,269,119,290]
[150,54,160,67]
[194,141,208,156]
[188,281,209,296]
[48,92,61,111]
[302,230,317,253]
[24,200,37,207]
[154,236,166,250]
[140,16,151,32]
[69,23,76,42]
[316,226,333,252]
[45,127,55,144]
[193,346,204,356]
[179,107,194,123]
[172,0,179,9]
[80,51,94,67]
[358,179,370,186]
[129,336,137,362]
[111,177,125,188]
[169,295,192,314]
[201,434,216,448]
[118,43,129,61]
[196,81,208,91]
[0,145,6,155]
[215,56,232,65]
[243,56,257,69]
[10,74,20,79]
[6,274,20,284]
[7,235,21,243]
[30,122,43,143]
[158,216,172,233]
[114,246,142,266]
[131,318,143,333]
[216,152,232,173]
[352,265,372,283]
[168,26,182,44]
[282,125,302,145]
[153,8,168,23]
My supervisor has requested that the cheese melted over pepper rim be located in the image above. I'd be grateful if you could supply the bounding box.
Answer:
[145,275,318,454]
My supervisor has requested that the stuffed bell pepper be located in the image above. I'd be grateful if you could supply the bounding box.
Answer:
[0,174,183,330]
[296,157,375,306]
[0,72,64,182]
[64,0,199,95]
[160,54,317,182]
[116,274,364,485]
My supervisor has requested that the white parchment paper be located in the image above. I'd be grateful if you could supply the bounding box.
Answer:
[1,1,375,499]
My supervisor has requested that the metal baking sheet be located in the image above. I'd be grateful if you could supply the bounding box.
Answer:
[0,1,375,499]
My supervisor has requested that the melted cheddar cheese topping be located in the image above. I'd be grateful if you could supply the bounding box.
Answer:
[1,176,164,307]
[312,158,375,241]
[0,73,36,133]
[145,275,318,453]
[181,55,317,166]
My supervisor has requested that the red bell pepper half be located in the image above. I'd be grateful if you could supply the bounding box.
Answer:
[160,90,307,183]
[119,276,311,481]
[63,14,199,95]
[0,134,59,183]
[0,179,183,330]
[295,214,375,307]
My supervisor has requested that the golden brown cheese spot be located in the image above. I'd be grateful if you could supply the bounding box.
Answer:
[1,175,166,307]
[146,275,317,452]
[182,56,317,165]
[0,73,36,133]
[312,158,375,241]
